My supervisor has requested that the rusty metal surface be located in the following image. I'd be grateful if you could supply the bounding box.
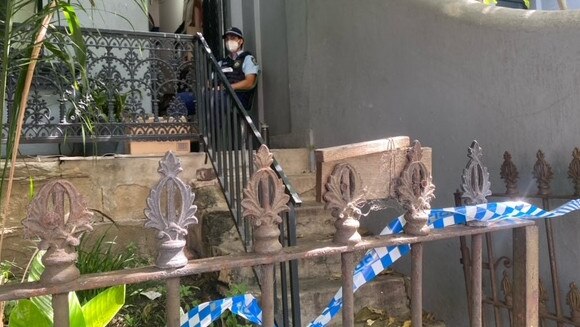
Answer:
[396,140,435,236]
[411,243,424,327]
[457,141,492,327]
[483,147,580,327]
[22,180,93,284]
[323,163,364,245]
[341,251,356,327]
[568,148,580,196]
[241,145,289,254]
[53,293,70,327]
[242,145,287,326]
[500,151,519,195]
[166,278,181,327]
[471,234,483,327]
[532,150,554,196]
[145,152,198,269]
[567,282,580,322]
[0,220,535,302]
[461,141,492,206]
[261,264,275,327]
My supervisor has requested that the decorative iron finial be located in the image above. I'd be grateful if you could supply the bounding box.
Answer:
[396,140,435,236]
[501,270,512,307]
[323,163,365,245]
[145,152,198,268]
[23,180,93,283]
[461,141,492,205]
[567,282,580,322]
[500,151,519,195]
[568,148,580,196]
[539,278,549,315]
[461,141,492,226]
[532,150,554,196]
[242,145,290,254]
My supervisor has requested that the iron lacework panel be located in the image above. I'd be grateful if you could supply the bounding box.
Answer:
[1,27,198,143]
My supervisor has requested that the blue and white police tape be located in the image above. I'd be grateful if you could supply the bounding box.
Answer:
[307,199,580,327]
[181,294,263,327]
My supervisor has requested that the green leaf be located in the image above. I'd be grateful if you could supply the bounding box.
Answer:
[69,292,87,327]
[82,285,126,327]
[523,0,530,8]
[8,299,51,327]
[27,251,53,322]
[28,176,35,200]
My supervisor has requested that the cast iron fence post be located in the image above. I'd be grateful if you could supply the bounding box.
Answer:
[23,180,94,327]
[242,145,290,327]
[144,151,199,327]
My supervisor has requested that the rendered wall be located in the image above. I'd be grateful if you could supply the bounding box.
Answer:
[282,0,580,325]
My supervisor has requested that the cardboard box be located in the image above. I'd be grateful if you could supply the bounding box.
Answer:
[129,140,191,155]
[127,116,193,155]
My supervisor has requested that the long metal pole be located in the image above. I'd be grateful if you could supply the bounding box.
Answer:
[53,293,70,327]
[471,234,483,327]
[166,278,181,327]
[341,251,355,327]
[262,264,275,327]
[542,198,563,327]
[411,243,423,327]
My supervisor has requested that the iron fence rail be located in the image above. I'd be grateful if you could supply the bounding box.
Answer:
[0,221,537,326]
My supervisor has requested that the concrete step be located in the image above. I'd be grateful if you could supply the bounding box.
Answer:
[287,172,316,202]
[271,148,312,175]
[298,273,411,326]
[295,201,334,239]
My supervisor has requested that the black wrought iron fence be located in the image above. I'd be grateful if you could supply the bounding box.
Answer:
[1,27,198,144]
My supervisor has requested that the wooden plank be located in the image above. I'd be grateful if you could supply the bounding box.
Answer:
[315,137,432,201]
[315,136,410,162]
[512,224,539,327]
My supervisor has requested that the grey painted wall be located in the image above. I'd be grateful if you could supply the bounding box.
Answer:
[275,0,580,325]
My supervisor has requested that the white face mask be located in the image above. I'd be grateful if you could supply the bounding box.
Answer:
[226,40,239,53]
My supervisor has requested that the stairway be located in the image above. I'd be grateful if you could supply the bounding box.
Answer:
[190,148,445,326]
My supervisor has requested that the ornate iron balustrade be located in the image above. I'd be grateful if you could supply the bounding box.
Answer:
[1,27,198,144]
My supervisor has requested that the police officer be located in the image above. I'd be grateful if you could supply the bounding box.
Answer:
[219,27,260,110]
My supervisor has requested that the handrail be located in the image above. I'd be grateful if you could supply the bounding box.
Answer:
[193,33,301,327]
[194,33,302,206]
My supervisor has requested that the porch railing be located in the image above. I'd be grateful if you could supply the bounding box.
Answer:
[1,27,198,144]
[193,34,302,326]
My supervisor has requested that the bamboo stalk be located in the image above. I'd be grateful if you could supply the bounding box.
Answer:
[558,0,568,10]
[0,0,56,265]
[0,2,57,325]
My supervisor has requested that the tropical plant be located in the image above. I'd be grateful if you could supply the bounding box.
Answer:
[0,1,91,323]
[8,251,125,327]
[75,231,149,304]
[0,0,145,323]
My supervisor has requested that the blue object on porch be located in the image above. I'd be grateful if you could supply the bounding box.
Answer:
[308,199,580,326]
[176,92,197,116]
